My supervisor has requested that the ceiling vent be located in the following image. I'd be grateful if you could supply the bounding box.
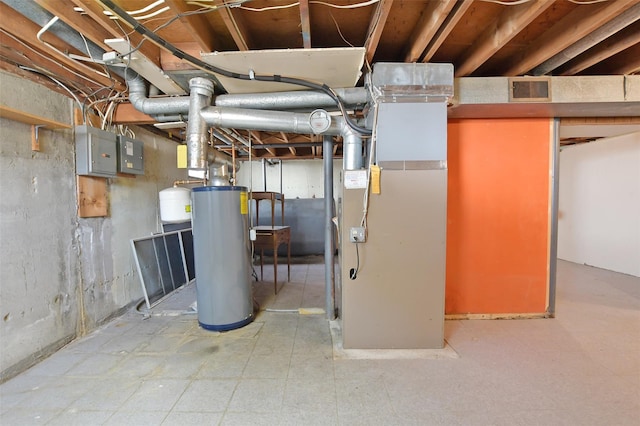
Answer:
[509,77,551,102]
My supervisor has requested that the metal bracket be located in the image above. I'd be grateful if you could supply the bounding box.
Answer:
[31,124,45,151]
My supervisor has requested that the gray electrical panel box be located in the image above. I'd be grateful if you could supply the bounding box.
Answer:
[117,135,144,175]
[75,125,117,178]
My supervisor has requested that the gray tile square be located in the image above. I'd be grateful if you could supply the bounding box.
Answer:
[119,379,190,412]
[46,408,114,426]
[227,378,285,413]
[172,379,238,412]
[162,411,223,425]
[283,378,336,412]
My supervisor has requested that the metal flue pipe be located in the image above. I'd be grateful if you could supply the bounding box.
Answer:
[342,126,363,170]
[186,78,215,170]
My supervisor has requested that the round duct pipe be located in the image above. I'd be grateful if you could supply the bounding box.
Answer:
[125,69,190,115]
[186,78,215,171]
[342,126,363,170]
[200,106,347,136]
[215,88,368,110]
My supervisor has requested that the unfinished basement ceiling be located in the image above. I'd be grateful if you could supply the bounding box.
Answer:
[1,0,639,159]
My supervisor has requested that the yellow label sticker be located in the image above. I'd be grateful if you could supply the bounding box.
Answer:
[177,145,187,168]
[240,192,248,215]
[371,165,381,194]
[185,204,191,213]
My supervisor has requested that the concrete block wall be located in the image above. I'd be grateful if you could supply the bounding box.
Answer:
[0,71,186,381]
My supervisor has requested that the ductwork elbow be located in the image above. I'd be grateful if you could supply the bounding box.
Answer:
[124,69,191,115]
[125,69,148,112]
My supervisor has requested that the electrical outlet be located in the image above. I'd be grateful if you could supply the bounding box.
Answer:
[349,227,366,243]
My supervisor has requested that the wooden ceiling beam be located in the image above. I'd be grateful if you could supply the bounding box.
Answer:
[112,102,156,124]
[0,31,104,96]
[34,0,114,52]
[404,0,457,63]
[559,22,640,75]
[160,42,200,71]
[75,0,161,67]
[503,0,638,76]
[0,3,118,90]
[455,0,554,77]
[280,132,297,156]
[364,0,394,63]
[585,42,640,75]
[299,0,312,49]
[533,3,640,76]
[213,0,252,50]
[249,130,276,157]
[164,0,218,53]
[421,0,473,62]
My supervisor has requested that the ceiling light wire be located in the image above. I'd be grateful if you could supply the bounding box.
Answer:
[36,16,111,80]
[0,29,106,91]
[478,0,532,5]
[566,0,610,4]
[237,0,380,12]
[330,13,355,48]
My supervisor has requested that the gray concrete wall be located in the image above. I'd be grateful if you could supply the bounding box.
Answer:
[0,71,186,380]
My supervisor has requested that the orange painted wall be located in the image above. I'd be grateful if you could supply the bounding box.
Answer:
[446,118,551,314]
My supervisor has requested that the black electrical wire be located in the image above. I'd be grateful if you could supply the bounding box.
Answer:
[349,242,360,280]
[99,0,372,136]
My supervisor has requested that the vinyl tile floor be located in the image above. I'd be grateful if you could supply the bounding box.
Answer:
[1,260,638,425]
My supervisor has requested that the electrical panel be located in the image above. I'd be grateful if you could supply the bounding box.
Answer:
[116,135,144,175]
[75,125,117,178]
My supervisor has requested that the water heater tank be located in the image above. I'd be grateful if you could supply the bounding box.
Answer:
[159,187,191,223]
[192,186,253,331]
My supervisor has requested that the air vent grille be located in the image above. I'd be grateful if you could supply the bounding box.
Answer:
[509,77,551,102]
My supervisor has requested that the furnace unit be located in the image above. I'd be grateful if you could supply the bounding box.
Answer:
[341,63,453,349]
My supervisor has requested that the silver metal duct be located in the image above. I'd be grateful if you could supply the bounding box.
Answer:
[209,163,231,186]
[342,126,363,170]
[186,78,215,170]
[126,70,190,115]
[215,88,368,110]
[200,106,351,136]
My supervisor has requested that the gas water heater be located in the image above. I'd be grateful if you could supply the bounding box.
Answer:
[191,186,253,331]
